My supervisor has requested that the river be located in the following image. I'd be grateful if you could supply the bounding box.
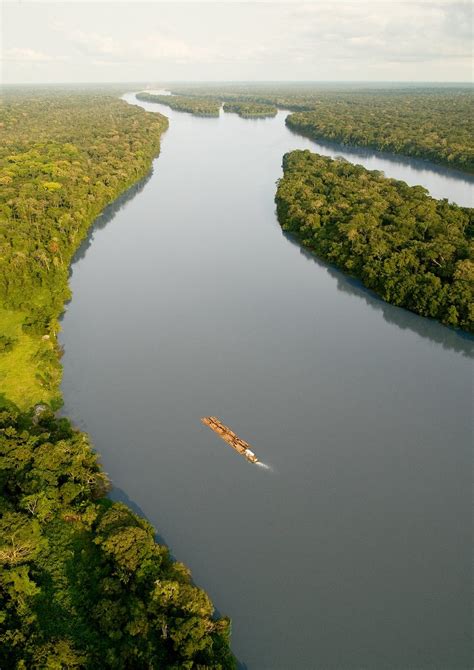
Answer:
[60,93,473,670]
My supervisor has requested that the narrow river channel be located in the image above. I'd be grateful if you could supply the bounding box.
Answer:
[60,93,473,669]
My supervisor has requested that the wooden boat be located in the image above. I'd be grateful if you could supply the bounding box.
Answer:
[201,417,259,463]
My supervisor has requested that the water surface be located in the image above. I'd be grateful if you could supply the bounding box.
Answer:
[60,94,473,670]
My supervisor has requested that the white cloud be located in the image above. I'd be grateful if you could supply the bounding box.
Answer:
[283,1,472,66]
[70,30,121,57]
[62,27,217,64]
[2,1,472,82]
[2,48,53,62]
[130,33,214,63]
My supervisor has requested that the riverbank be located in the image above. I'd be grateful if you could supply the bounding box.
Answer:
[136,91,220,116]
[286,111,474,175]
[57,92,472,669]
[0,90,237,668]
[276,150,473,332]
[0,93,168,410]
[223,102,277,118]
[163,84,474,174]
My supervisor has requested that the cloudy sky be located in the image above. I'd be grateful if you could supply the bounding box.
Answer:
[1,1,472,83]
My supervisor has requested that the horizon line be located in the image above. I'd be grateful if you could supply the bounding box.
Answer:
[2,79,473,86]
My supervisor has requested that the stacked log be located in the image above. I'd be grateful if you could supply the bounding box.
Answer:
[201,417,259,463]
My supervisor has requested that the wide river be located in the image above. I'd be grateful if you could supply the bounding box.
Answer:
[61,93,473,669]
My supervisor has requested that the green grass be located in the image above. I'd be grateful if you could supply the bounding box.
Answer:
[0,306,59,409]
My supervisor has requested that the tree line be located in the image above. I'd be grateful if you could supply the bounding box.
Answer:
[136,93,220,117]
[276,150,473,331]
[0,91,236,667]
[0,93,168,409]
[223,102,277,118]
[165,84,474,173]
[285,93,474,173]
[0,407,235,669]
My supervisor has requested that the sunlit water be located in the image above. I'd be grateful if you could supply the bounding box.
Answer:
[60,93,473,669]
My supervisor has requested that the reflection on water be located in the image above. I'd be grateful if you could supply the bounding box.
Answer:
[111,484,248,669]
[110,485,171,554]
[284,233,474,358]
[71,172,153,265]
[60,93,473,670]
[286,124,474,192]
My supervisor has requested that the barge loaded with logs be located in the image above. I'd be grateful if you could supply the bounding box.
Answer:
[201,417,259,464]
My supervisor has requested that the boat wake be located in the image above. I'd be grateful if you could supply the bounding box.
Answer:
[256,462,272,471]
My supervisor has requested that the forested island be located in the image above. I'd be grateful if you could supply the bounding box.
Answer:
[0,91,236,668]
[136,92,220,117]
[285,92,474,173]
[276,150,473,331]
[223,102,277,118]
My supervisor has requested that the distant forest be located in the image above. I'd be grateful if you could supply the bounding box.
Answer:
[136,92,220,117]
[223,102,277,118]
[163,84,474,173]
[276,150,473,331]
[285,92,474,173]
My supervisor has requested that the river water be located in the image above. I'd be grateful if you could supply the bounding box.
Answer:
[60,93,473,669]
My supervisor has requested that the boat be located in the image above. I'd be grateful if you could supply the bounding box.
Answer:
[201,416,259,463]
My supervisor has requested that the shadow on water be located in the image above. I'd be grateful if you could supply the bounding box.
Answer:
[111,485,248,670]
[282,231,474,357]
[285,124,474,186]
[70,170,154,266]
[110,485,173,552]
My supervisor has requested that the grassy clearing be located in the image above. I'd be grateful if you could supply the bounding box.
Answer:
[0,307,58,409]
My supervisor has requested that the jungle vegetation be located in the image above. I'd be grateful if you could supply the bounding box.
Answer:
[0,93,167,409]
[167,84,474,173]
[0,91,236,668]
[285,93,474,173]
[222,102,277,118]
[136,92,220,117]
[0,407,235,669]
[276,150,474,331]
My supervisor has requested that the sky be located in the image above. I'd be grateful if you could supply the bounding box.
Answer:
[1,1,472,83]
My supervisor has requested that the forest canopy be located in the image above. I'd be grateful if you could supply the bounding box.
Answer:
[165,84,474,173]
[0,407,235,669]
[285,92,474,173]
[223,102,277,118]
[0,93,168,409]
[276,150,474,331]
[136,93,220,117]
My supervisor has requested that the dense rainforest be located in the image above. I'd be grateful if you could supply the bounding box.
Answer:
[222,102,277,119]
[138,84,473,171]
[138,91,276,118]
[0,91,236,668]
[166,84,474,173]
[136,92,220,117]
[276,150,473,331]
[0,407,235,669]
[0,93,168,409]
[285,93,474,173]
